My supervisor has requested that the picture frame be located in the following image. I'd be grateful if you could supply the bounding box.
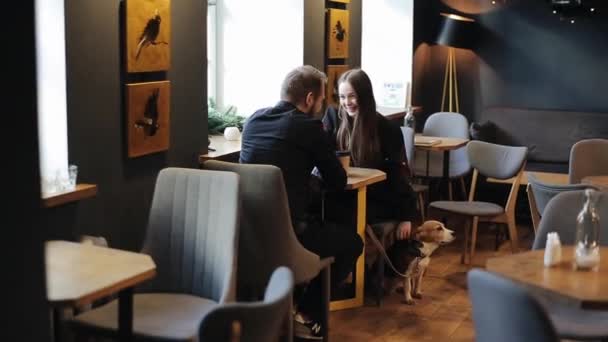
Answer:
[326,65,350,107]
[327,8,350,59]
[126,81,171,157]
[126,0,171,72]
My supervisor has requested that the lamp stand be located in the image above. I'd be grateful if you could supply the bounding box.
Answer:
[441,47,460,113]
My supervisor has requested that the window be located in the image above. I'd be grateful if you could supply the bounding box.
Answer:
[35,0,69,195]
[208,0,304,117]
[361,0,414,109]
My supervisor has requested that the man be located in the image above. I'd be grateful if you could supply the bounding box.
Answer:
[240,65,363,339]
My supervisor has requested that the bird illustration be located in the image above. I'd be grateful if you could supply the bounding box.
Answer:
[135,9,169,60]
[333,20,347,42]
[136,88,160,136]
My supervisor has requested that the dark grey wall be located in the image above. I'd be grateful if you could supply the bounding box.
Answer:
[6,2,51,340]
[46,0,207,251]
[414,0,608,126]
[304,0,362,70]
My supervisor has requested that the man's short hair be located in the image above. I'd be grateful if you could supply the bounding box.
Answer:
[280,65,327,105]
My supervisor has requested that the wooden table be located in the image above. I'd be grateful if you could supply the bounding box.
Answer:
[486,246,608,310]
[377,106,422,121]
[487,171,569,186]
[583,175,608,190]
[46,240,156,341]
[414,135,469,198]
[330,167,386,311]
[199,135,241,163]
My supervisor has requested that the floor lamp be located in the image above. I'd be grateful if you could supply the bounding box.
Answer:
[435,13,476,113]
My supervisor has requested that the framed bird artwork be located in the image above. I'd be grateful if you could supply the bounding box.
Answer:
[126,0,171,72]
[126,81,171,157]
[327,9,349,59]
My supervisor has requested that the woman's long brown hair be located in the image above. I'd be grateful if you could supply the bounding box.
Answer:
[336,69,381,167]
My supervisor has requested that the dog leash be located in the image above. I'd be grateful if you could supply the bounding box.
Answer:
[365,225,417,278]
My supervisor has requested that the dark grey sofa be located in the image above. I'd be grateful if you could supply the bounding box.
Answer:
[477,107,608,172]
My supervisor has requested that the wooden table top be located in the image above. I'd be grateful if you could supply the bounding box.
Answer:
[46,240,156,307]
[199,135,242,163]
[583,175,608,190]
[414,135,469,151]
[377,106,423,121]
[346,167,386,190]
[487,171,569,185]
[486,246,608,309]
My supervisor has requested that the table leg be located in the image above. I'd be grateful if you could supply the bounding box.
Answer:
[118,287,134,342]
[442,150,451,199]
[329,187,367,311]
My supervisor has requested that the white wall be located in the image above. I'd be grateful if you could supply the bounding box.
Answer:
[216,0,304,116]
[36,0,69,195]
[361,0,414,108]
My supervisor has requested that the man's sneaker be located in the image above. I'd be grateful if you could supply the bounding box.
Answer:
[294,312,323,340]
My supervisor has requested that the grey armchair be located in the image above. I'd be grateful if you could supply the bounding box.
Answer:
[531,190,608,340]
[401,126,429,221]
[71,168,240,341]
[429,141,528,264]
[199,267,294,342]
[468,269,559,342]
[568,138,608,184]
[202,160,333,341]
[414,111,471,200]
[527,173,596,234]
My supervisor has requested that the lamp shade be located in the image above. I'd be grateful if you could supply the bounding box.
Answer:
[435,13,477,49]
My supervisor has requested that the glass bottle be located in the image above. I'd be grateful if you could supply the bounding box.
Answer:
[574,189,601,271]
[404,106,416,130]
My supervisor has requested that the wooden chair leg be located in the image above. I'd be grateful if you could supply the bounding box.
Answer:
[448,180,453,201]
[320,264,331,341]
[507,217,519,253]
[418,192,426,222]
[461,218,470,265]
[459,177,467,200]
[283,295,293,342]
[470,217,479,262]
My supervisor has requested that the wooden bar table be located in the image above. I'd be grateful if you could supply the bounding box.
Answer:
[199,135,241,164]
[330,167,386,311]
[487,246,608,310]
[46,240,156,341]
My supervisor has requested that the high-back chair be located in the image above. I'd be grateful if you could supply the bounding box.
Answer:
[429,141,527,264]
[569,138,608,184]
[71,168,240,341]
[467,269,559,342]
[199,267,294,342]
[401,126,429,221]
[414,112,471,200]
[527,173,595,234]
[202,160,333,341]
[531,190,608,340]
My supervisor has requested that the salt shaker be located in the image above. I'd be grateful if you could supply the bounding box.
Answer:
[544,232,562,267]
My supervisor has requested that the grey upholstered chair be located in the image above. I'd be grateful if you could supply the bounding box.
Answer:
[401,126,429,221]
[202,160,333,341]
[71,168,240,341]
[199,267,294,342]
[467,269,559,342]
[414,112,471,200]
[531,190,608,340]
[527,173,596,234]
[569,138,608,184]
[429,141,528,264]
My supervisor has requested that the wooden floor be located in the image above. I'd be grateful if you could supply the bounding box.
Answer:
[329,221,534,341]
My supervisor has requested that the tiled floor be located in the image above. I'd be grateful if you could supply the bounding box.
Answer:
[329,221,534,341]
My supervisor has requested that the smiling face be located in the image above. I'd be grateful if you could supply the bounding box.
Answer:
[338,81,359,117]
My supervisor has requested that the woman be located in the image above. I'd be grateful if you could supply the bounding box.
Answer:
[322,69,417,239]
